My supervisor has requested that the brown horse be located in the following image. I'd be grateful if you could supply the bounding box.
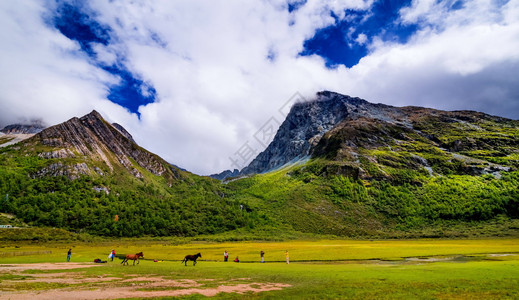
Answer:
[181,253,201,266]
[121,252,143,265]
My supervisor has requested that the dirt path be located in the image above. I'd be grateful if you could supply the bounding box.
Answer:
[0,283,290,299]
[0,263,104,272]
[0,263,290,299]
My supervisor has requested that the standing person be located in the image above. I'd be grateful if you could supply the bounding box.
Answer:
[260,250,265,263]
[285,250,289,264]
[67,249,71,262]
[224,250,229,262]
[111,249,116,261]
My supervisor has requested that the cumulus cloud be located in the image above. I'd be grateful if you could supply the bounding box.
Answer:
[344,0,519,113]
[1,0,518,175]
[0,2,125,127]
[355,33,368,45]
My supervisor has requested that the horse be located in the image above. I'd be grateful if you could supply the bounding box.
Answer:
[181,253,201,266]
[121,252,144,265]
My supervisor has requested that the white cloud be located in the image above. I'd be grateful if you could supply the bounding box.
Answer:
[92,43,118,66]
[0,1,123,127]
[1,0,518,175]
[342,0,519,113]
[355,33,368,45]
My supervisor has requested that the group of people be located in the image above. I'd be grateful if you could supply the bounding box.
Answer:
[223,250,289,264]
[66,249,116,262]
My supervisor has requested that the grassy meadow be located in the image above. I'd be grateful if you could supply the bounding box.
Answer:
[1,239,519,299]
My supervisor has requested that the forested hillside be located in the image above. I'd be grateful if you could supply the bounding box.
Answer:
[0,112,263,237]
[226,160,519,237]
[1,95,518,239]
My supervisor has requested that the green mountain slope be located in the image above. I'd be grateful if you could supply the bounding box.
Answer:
[226,105,519,237]
[226,160,519,238]
[1,96,519,239]
[0,111,261,237]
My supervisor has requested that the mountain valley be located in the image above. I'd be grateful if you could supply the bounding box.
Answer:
[1,91,518,240]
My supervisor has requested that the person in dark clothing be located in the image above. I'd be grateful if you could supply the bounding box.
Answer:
[67,249,71,262]
[260,250,265,263]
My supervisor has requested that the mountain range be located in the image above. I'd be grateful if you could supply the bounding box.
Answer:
[1,91,518,238]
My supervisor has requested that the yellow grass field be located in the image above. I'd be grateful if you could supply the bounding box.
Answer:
[1,239,519,299]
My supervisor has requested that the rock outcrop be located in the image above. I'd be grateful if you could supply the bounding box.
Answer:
[29,110,181,181]
[112,123,136,143]
[240,91,405,175]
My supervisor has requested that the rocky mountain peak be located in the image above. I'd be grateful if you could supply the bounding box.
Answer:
[29,110,180,181]
[239,91,402,175]
[84,109,103,119]
[209,169,240,181]
[1,123,46,134]
[236,90,518,180]
[0,121,47,149]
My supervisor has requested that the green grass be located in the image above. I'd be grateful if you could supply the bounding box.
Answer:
[1,239,518,299]
[2,238,518,263]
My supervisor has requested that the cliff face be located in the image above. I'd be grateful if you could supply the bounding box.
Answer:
[29,110,180,181]
[240,91,404,175]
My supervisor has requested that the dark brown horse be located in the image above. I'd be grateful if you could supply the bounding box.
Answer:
[181,253,201,266]
[121,252,143,265]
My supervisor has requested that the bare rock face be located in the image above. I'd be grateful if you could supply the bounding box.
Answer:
[31,162,90,180]
[112,123,136,143]
[37,149,75,159]
[31,110,179,181]
[240,91,405,175]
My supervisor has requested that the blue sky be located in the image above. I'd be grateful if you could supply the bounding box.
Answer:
[1,0,518,174]
[51,2,156,116]
[301,0,417,67]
